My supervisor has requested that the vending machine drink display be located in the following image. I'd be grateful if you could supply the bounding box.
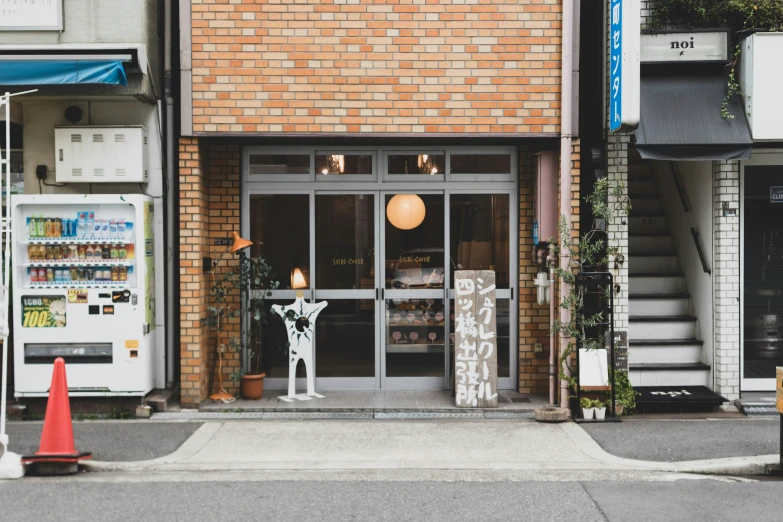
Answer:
[12,195,156,397]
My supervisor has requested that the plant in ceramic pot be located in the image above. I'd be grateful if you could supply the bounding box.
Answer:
[552,178,631,415]
[202,253,244,402]
[234,256,279,400]
[580,397,597,420]
[594,400,607,420]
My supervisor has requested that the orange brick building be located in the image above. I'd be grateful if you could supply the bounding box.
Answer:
[177,0,580,406]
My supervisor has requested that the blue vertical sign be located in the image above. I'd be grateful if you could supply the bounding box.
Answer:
[610,0,623,132]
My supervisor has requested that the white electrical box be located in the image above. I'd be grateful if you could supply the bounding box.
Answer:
[12,194,156,397]
[55,126,149,183]
[740,33,783,141]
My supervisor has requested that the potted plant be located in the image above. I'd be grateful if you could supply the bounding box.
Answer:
[580,397,596,420]
[551,178,631,414]
[236,256,279,400]
[613,370,638,416]
[203,253,279,401]
[594,400,606,420]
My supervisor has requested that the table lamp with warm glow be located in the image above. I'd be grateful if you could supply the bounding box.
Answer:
[291,267,307,298]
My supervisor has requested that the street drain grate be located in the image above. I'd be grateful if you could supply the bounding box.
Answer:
[509,397,532,403]
[151,412,266,420]
[374,412,485,419]
[742,406,778,416]
[263,412,373,419]
[484,412,535,419]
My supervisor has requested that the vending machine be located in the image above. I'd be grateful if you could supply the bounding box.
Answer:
[12,194,156,397]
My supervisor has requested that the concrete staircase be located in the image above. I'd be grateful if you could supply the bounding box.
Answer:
[627,167,710,387]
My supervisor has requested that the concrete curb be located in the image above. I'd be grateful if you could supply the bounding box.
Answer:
[79,419,779,476]
[82,422,223,472]
[561,422,780,476]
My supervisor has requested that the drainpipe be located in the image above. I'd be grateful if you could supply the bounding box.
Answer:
[548,250,556,406]
[558,0,574,411]
[164,0,176,388]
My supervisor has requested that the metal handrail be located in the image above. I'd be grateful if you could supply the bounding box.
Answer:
[691,227,711,275]
[669,161,691,213]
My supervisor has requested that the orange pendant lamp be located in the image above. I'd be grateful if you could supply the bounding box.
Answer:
[387,194,426,230]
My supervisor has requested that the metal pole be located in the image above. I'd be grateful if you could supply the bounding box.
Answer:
[610,273,616,419]
[0,93,10,448]
[0,90,34,478]
[558,0,574,411]
[548,261,556,406]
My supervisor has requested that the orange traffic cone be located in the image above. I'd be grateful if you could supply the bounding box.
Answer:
[22,358,91,472]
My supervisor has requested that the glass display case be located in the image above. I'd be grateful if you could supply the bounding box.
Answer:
[386,299,446,353]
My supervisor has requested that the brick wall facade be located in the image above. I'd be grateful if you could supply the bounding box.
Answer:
[207,145,243,395]
[712,160,740,400]
[518,140,579,396]
[607,135,630,335]
[518,149,548,394]
[180,0,572,402]
[189,0,563,134]
[179,139,242,406]
[179,138,211,406]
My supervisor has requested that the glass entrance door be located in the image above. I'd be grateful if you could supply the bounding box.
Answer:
[313,193,378,389]
[742,156,783,391]
[448,192,514,390]
[247,189,516,391]
[382,193,448,389]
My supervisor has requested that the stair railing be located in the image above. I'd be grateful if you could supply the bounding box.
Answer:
[690,227,711,274]
[669,161,691,213]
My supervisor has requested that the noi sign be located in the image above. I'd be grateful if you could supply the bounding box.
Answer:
[641,31,729,63]
[609,0,640,133]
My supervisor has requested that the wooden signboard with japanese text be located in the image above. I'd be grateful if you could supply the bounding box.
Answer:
[454,270,498,408]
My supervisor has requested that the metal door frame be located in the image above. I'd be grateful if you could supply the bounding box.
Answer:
[740,149,783,392]
[380,190,448,390]
[312,190,380,390]
[242,146,518,392]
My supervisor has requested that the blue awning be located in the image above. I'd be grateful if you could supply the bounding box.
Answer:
[0,60,127,86]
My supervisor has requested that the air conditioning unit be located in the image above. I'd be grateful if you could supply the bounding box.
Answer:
[55,126,149,183]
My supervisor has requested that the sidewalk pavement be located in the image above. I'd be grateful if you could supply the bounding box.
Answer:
[74,418,780,477]
[581,417,780,462]
[4,421,202,462]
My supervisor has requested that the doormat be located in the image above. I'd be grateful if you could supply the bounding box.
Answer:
[635,386,726,412]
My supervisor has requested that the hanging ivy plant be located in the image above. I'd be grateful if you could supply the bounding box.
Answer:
[647,0,783,119]
[648,0,783,33]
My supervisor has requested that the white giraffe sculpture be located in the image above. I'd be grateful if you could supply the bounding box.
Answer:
[272,296,328,402]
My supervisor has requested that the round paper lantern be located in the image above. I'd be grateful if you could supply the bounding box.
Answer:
[386,194,426,230]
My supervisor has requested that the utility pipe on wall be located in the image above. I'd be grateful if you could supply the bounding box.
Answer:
[164,0,176,387]
[548,257,556,406]
[558,0,574,411]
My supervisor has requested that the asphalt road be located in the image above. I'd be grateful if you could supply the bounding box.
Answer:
[582,418,781,462]
[5,421,203,461]
[1,478,782,522]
